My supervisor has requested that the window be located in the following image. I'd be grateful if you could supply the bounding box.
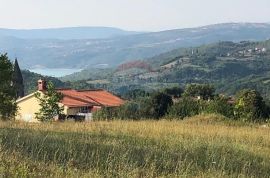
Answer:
[79,107,89,113]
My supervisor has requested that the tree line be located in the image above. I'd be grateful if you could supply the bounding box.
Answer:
[94,84,270,122]
[1,53,269,122]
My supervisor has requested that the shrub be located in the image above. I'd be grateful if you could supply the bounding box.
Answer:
[205,96,234,118]
[92,107,119,121]
[167,97,201,119]
[234,89,269,121]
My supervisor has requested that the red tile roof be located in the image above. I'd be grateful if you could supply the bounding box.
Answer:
[78,90,125,107]
[57,89,124,107]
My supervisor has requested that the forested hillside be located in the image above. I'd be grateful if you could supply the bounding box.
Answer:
[22,70,94,94]
[62,40,270,98]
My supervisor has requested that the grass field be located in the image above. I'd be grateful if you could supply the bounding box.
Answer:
[0,114,270,177]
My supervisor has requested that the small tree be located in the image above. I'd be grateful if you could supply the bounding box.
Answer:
[35,81,63,121]
[150,92,173,119]
[234,89,269,121]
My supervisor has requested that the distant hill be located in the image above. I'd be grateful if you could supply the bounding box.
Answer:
[62,40,270,99]
[0,27,141,40]
[2,23,270,69]
[22,70,94,94]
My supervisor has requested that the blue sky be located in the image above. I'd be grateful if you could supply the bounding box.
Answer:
[0,0,269,31]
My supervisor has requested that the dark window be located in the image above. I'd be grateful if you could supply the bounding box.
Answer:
[79,107,89,113]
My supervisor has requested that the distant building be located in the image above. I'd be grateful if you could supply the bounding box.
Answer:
[16,80,124,122]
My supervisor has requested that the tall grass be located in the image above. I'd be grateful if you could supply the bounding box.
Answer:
[0,114,270,177]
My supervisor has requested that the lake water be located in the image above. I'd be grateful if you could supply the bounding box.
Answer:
[29,68,83,77]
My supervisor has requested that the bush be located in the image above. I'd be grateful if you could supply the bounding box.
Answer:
[92,107,119,121]
[167,97,201,119]
[234,89,269,121]
[205,96,234,118]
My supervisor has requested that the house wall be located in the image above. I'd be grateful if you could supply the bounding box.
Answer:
[16,92,98,122]
[65,107,81,115]
[16,93,70,122]
[16,95,41,122]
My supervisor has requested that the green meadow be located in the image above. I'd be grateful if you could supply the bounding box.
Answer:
[1,115,270,178]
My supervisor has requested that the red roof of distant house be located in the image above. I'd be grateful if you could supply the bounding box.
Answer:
[57,89,124,107]
[57,89,96,107]
[78,90,125,107]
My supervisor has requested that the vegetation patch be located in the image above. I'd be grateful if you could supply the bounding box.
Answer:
[1,117,270,177]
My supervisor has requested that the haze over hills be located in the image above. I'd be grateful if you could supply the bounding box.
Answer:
[0,27,141,40]
[1,23,270,69]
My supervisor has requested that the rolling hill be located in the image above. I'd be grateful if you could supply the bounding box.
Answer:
[21,70,95,95]
[62,40,270,98]
[2,23,270,69]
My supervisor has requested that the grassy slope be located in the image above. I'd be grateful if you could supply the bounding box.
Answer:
[0,115,270,177]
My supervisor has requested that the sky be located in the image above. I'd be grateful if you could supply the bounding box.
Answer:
[0,0,269,31]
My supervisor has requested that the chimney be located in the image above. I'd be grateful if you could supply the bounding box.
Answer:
[38,79,47,91]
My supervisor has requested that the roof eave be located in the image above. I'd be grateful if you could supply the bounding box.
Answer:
[16,91,42,103]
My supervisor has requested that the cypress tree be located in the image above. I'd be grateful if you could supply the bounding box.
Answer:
[13,58,25,99]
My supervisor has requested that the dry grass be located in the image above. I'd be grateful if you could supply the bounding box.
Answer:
[0,114,270,177]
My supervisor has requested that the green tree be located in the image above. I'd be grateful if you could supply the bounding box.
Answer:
[184,84,215,100]
[163,86,183,98]
[13,58,25,99]
[150,92,173,119]
[0,54,17,120]
[234,89,269,121]
[35,81,63,121]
